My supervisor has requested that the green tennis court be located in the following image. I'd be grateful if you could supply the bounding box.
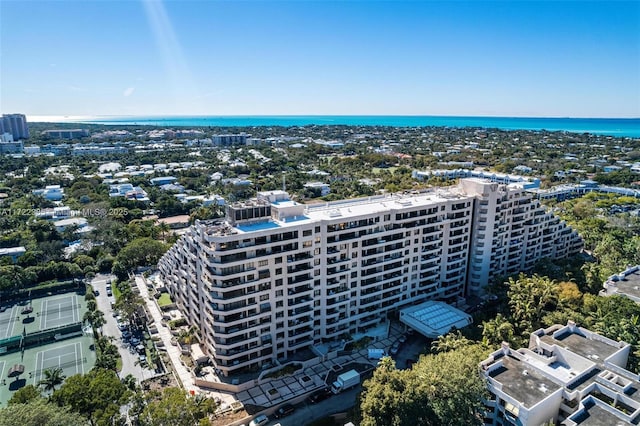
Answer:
[0,306,19,339]
[39,295,80,330]
[33,342,86,385]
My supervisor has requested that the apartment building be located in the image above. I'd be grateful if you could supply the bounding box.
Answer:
[0,114,29,139]
[42,129,90,139]
[158,179,582,377]
[481,321,640,425]
[600,265,640,303]
[463,179,583,294]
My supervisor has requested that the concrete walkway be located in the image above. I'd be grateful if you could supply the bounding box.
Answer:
[133,276,237,407]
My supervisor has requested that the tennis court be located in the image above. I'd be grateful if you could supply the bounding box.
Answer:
[39,295,80,330]
[0,306,19,339]
[33,342,86,385]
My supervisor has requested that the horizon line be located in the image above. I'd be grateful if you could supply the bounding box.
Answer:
[24,114,640,121]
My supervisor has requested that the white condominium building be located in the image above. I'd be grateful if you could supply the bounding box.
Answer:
[481,322,640,425]
[158,178,582,376]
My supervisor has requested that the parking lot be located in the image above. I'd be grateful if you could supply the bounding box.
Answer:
[91,274,155,381]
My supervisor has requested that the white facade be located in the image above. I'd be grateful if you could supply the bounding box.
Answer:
[481,322,640,426]
[463,179,583,294]
[32,185,64,201]
[158,179,582,377]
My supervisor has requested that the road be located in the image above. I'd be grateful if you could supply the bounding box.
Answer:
[241,386,360,426]
[90,273,155,381]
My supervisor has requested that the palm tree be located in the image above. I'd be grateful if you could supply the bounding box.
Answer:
[482,314,515,347]
[158,221,170,241]
[432,331,470,353]
[38,367,66,393]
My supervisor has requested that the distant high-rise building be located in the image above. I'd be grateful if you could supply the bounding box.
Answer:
[0,114,29,139]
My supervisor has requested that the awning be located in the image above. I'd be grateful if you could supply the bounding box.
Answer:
[400,301,472,338]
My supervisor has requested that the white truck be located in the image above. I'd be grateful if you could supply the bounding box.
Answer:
[331,369,361,394]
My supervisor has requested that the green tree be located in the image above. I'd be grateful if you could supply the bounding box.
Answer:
[112,237,167,277]
[52,368,131,426]
[358,345,488,426]
[7,384,41,404]
[38,367,66,393]
[507,274,558,332]
[0,398,88,426]
[139,387,216,426]
[431,330,472,353]
[482,314,515,347]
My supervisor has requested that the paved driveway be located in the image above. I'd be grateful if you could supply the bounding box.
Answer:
[91,274,154,381]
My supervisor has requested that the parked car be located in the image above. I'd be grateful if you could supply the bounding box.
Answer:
[398,334,408,344]
[249,414,269,426]
[307,387,332,404]
[274,403,295,419]
[390,341,400,356]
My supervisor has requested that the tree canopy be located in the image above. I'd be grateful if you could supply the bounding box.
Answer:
[0,398,88,426]
[358,344,489,426]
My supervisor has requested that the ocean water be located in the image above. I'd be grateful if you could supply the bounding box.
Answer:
[45,115,640,138]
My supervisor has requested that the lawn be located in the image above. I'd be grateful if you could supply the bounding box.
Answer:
[157,292,173,307]
[112,283,122,301]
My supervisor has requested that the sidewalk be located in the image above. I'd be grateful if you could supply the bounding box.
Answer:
[134,276,237,407]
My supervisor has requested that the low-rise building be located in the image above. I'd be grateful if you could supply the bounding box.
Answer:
[42,129,90,139]
[600,265,640,303]
[0,246,26,263]
[32,185,64,201]
[150,176,178,186]
[304,182,331,196]
[481,321,640,425]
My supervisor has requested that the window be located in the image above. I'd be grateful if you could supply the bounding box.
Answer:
[258,260,268,267]
[303,241,312,248]
[275,268,282,275]
[303,229,312,237]
[352,242,358,248]
[260,294,269,301]
[315,226,320,233]
[276,290,283,297]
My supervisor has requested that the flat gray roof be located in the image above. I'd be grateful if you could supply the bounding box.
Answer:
[540,332,619,364]
[570,403,637,425]
[605,270,640,302]
[490,355,561,408]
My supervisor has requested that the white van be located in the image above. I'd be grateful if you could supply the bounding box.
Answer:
[368,348,387,360]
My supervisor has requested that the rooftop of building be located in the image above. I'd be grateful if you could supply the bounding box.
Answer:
[488,353,562,408]
[566,402,638,426]
[601,265,640,302]
[539,331,621,365]
[0,246,26,256]
[202,185,473,237]
[399,301,472,338]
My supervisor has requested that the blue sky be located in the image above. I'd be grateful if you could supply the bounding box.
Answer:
[1,0,638,117]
